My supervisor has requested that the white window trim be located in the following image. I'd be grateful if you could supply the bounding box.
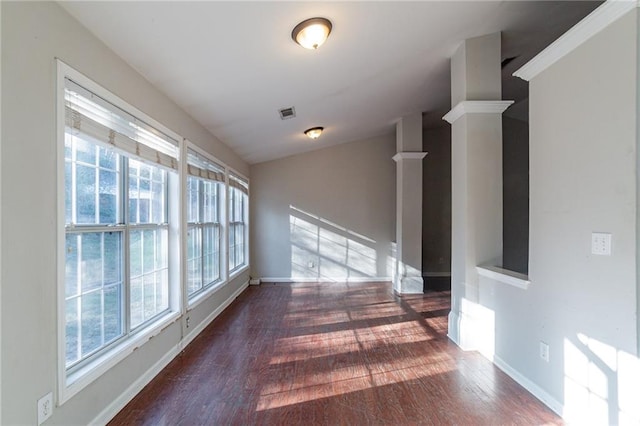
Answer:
[56,60,251,405]
[184,141,229,309]
[63,311,180,403]
[187,279,228,311]
[227,167,250,276]
[56,60,184,404]
[229,264,250,281]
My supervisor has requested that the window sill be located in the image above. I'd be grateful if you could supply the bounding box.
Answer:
[60,310,180,404]
[229,264,249,281]
[476,265,530,290]
[188,280,227,310]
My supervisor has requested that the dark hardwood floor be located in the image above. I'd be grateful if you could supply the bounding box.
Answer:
[109,282,562,425]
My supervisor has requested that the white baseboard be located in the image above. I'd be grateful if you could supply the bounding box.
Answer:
[90,345,180,426]
[395,275,424,294]
[181,280,249,349]
[423,272,452,278]
[260,276,392,283]
[447,308,483,352]
[90,280,249,426]
[449,296,566,418]
[492,354,564,417]
[448,307,564,419]
[447,310,462,347]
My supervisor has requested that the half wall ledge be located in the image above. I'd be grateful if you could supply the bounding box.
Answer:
[476,265,530,290]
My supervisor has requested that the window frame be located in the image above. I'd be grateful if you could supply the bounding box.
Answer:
[64,153,172,373]
[57,61,250,406]
[227,171,250,278]
[125,159,172,330]
[184,142,228,308]
[57,61,183,403]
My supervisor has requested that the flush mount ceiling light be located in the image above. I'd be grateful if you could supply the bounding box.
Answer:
[304,127,324,140]
[292,17,332,50]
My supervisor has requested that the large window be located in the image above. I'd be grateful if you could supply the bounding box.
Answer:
[186,149,225,299]
[59,64,252,402]
[228,174,249,272]
[63,78,178,372]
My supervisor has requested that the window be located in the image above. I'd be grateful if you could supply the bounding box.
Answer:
[58,63,251,402]
[63,78,178,373]
[228,173,249,273]
[186,149,225,299]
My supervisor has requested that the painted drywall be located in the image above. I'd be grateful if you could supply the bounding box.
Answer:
[422,126,452,279]
[394,114,425,293]
[1,2,249,424]
[0,3,3,421]
[451,32,502,106]
[502,115,529,274]
[637,7,640,362]
[250,134,396,282]
[449,33,505,345]
[472,9,638,424]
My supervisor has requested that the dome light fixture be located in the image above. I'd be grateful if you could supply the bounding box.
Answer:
[304,127,324,140]
[292,17,332,50]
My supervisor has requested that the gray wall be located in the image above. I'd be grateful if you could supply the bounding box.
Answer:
[474,9,638,423]
[422,126,452,276]
[1,2,249,424]
[502,115,529,274]
[250,134,396,281]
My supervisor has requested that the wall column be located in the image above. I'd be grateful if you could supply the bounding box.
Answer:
[444,32,513,349]
[393,113,427,294]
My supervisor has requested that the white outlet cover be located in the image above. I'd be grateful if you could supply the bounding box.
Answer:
[37,392,53,425]
[591,232,612,256]
[539,341,550,363]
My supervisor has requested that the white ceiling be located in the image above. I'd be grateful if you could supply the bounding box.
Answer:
[60,1,599,165]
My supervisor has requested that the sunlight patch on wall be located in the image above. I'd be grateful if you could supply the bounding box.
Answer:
[563,335,640,425]
[454,297,495,359]
[289,206,379,280]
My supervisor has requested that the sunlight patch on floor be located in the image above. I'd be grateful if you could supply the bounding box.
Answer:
[257,359,456,411]
[269,321,434,365]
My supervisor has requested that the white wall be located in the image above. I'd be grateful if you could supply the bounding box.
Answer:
[469,8,639,424]
[250,134,396,282]
[1,2,249,424]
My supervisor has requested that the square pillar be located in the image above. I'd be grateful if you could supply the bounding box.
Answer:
[394,113,427,294]
[444,32,513,348]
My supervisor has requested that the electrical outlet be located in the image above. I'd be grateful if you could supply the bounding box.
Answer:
[37,392,53,425]
[307,261,315,268]
[186,317,190,328]
[540,341,550,362]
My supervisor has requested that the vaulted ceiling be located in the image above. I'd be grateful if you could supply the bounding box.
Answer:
[60,1,600,164]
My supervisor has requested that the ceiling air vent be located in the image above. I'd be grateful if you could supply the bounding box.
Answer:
[278,106,296,120]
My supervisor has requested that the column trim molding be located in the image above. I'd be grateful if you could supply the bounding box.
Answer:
[442,100,514,124]
[392,152,428,162]
[513,0,638,82]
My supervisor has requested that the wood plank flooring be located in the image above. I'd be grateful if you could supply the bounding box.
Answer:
[109,282,562,425]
